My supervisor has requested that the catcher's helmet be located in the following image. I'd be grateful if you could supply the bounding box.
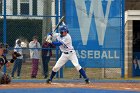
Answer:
[0,42,9,49]
[0,43,4,48]
[59,25,69,33]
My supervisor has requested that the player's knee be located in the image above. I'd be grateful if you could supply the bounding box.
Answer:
[52,66,60,72]
[75,65,82,71]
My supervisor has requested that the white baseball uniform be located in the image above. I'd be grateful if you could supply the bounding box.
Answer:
[52,33,82,72]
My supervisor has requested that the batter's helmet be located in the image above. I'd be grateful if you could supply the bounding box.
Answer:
[59,25,69,33]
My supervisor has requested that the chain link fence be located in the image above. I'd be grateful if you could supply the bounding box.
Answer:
[1,0,61,79]
[1,0,123,80]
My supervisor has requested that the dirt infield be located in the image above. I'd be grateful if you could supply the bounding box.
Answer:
[0,82,140,91]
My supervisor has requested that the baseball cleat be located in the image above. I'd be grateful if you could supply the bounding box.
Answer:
[85,79,90,84]
[46,79,52,84]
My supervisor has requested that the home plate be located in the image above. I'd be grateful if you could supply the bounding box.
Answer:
[124,88,132,90]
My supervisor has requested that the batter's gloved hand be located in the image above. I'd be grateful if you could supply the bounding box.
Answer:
[47,39,52,43]
[46,35,52,42]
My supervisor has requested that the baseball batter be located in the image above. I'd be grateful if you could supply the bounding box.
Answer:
[46,24,90,84]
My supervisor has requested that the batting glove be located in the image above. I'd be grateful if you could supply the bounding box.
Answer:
[47,39,52,43]
[46,35,52,42]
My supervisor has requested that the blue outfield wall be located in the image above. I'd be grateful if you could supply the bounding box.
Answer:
[65,0,124,68]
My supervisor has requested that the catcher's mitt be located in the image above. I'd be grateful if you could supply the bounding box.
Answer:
[0,73,11,84]
[10,52,21,63]
[12,52,21,59]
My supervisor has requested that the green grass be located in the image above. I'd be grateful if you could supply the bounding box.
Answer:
[6,60,140,80]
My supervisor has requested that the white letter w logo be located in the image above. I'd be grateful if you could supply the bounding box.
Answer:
[74,0,112,45]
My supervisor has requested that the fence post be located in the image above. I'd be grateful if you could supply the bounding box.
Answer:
[3,0,7,73]
[121,0,125,78]
[59,0,63,78]
[55,0,59,78]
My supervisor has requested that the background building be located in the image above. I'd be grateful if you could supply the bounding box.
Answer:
[125,0,140,77]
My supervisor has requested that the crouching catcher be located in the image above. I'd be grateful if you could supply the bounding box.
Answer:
[0,42,21,84]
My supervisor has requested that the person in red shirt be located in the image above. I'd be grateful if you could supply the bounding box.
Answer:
[42,36,55,78]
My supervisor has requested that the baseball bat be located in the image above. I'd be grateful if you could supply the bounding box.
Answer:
[52,16,65,34]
